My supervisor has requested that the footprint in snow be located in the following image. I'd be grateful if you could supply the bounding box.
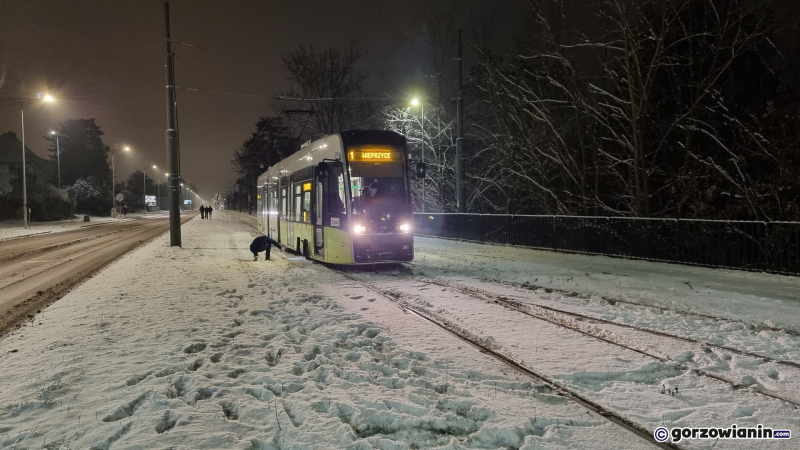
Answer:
[351,295,363,300]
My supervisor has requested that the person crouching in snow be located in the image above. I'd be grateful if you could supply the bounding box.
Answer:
[250,235,283,261]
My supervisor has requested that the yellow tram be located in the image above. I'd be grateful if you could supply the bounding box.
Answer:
[256,130,420,265]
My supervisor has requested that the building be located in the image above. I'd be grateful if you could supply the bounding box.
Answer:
[0,131,57,194]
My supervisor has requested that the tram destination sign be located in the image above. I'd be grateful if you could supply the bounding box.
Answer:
[348,150,395,162]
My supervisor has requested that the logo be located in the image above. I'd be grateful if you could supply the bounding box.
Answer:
[654,427,669,442]
[656,425,790,443]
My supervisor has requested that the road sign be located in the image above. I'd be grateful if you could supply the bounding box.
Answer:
[116,193,124,201]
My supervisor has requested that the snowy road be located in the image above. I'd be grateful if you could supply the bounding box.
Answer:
[0,214,193,336]
[0,213,797,449]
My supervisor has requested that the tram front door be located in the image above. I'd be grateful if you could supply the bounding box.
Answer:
[314,162,347,258]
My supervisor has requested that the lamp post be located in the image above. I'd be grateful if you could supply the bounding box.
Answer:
[411,97,425,212]
[50,131,62,189]
[20,94,55,229]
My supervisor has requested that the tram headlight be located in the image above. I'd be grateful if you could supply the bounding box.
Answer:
[398,223,411,233]
[353,224,365,234]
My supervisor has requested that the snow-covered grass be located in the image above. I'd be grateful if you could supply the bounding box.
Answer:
[0,214,652,449]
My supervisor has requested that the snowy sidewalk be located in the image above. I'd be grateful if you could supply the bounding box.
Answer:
[0,213,651,449]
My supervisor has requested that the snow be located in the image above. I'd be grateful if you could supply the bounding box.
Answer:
[0,216,141,241]
[411,237,800,333]
[0,214,660,450]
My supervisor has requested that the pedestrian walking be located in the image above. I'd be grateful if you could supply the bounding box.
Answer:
[207,206,213,219]
[249,235,283,261]
[199,205,206,219]
[123,205,127,218]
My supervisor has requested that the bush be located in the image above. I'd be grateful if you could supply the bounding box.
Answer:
[72,176,112,216]
[0,174,72,222]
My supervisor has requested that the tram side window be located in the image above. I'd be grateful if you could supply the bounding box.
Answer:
[280,187,287,218]
[302,182,312,223]
[269,189,278,216]
[294,185,302,222]
[326,165,347,215]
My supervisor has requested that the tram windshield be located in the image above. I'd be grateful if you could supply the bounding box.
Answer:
[348,161,409,219]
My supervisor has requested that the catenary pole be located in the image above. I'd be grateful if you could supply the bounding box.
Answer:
[456,28,465,213]
[164,2,181,246]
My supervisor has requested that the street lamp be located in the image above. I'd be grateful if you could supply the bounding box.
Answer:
[20,93,56,229]
[50,131,62,189]
[411,97,425,212]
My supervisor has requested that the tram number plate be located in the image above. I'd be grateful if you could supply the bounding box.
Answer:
[402,245,409,250]
[331,218,340,227]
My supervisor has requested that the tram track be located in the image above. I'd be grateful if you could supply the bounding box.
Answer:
[336,271,678,449]
[425,277,800,370]
[410,277,800,408]
[484,273,799,338]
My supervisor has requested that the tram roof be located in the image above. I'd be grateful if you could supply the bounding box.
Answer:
[257,130,406,187]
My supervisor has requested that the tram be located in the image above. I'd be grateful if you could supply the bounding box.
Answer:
[256,129,424,265]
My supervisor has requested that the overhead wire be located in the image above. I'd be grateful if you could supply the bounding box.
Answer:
[174,40,416,68]
[326,0,364,48]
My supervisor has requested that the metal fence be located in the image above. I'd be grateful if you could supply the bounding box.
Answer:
[413,214,800,275]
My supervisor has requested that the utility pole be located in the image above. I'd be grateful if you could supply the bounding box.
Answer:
[164,2,181,246]
[456,28,466,213]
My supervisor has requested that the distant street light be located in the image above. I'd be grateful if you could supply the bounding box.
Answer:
[411,97,425,212]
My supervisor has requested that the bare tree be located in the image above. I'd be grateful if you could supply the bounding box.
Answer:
[277,41,376,141]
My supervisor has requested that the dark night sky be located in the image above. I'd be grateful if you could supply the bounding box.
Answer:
[0,0,523,200]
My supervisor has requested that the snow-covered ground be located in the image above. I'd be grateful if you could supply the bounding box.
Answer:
[0,216,136,241]
[411,237,800,333]
[0,214,652,449]
[0,215,797,449]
